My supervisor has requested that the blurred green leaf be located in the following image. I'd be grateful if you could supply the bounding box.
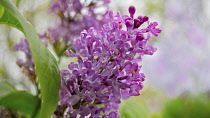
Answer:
[53,42,66,57]
[144,0,165,17]
[151,113,162,118]
[0,91,41,117]
[162,98,185,118]
[0,4,4,17]
[0,0,60,118]
[16,0,21,6]
[0,80,16,97]
[162,95,210,118]
[120,97,150,118]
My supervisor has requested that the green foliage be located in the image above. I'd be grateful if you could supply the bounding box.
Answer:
[162,95,210,118]
[0,81,40,118]
[53,42,67,57]
[0,4,4,17]
[0,4,23,31]
[0,0,60,117]
[0,81,16,97]
[150,114,162,118]
[120,97,150,118]
[144,0,165,17]
[0,91,41,118]
[16,0,21,6]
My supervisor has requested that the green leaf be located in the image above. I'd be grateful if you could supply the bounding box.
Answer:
[0,91,41,117]
[0,0,60,118]
[162,96,210,118]
[0,4,23,31]
[0,80,16,97]
[16,0,21,6]
[120,97,150,118]
[0,4,4,17]
[53,42,66,57]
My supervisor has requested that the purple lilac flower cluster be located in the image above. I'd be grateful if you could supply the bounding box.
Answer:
[59,6,161,118]
[46,0,110,47]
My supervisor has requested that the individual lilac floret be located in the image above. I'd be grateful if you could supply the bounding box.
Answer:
[46,0,111,56]
[59,6,161,118]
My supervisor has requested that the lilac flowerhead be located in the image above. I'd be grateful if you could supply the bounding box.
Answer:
[59,6,161,118]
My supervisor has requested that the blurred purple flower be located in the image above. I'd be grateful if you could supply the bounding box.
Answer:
[14,35,47,82]
[14,39,36,81]
[143,0,210,97]
[46,0,111,50]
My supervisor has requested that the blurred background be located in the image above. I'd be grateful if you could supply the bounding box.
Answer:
[1,0,210,117]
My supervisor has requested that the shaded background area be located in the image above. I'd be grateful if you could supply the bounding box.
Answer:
[1,0,210,117]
